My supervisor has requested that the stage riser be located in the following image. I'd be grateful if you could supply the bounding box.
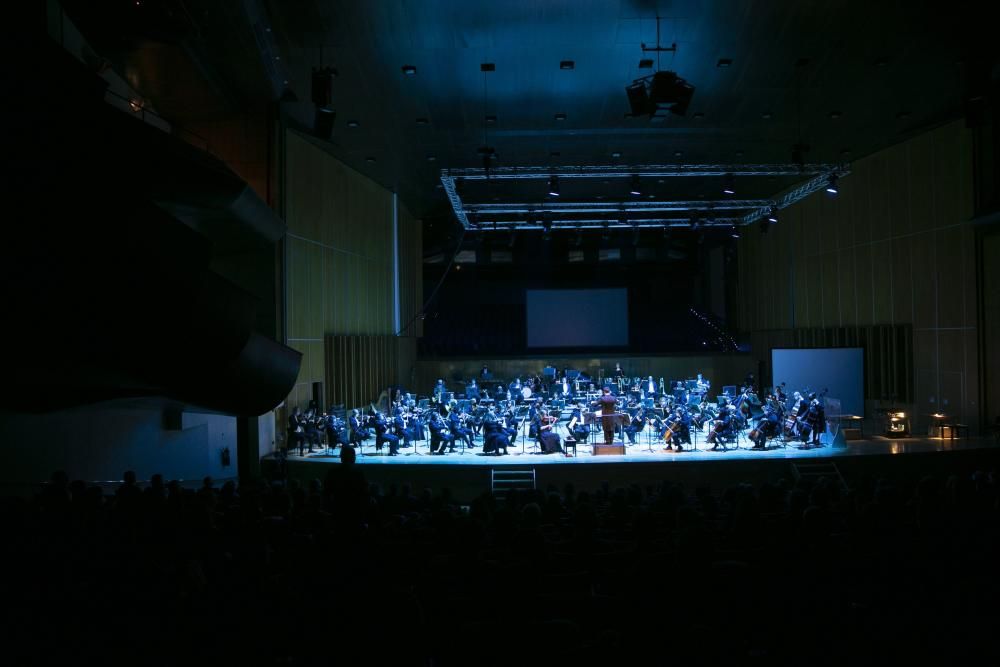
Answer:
[282,445,1000,503]
[414,354,754,396]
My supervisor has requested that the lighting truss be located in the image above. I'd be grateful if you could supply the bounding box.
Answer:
[441,163,850,230]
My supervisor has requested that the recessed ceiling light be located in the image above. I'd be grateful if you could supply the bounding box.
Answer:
[761,111,773,119]
[875,57,888,67]
[416,117,429,125]
[896,111,910,120]
[480,63,495,72]
[549,151,560,157]
[717,58,732,68]
[673,151,683,157]
[647,194,655,199]
[735,150,744,157]
[693,112,704,119]
[611,151,622,158]
[365,156,376,163]
[623,112,635,119]
[485,115,497,124]
[829,111,842,119]
[639,58,654,69]
[657,179,665,184]
[554,113,566,121]
[426,155,437,162]
[402,65,417,75]
[560,60,575,70]
[840,148,852,157]
[346,120,360,128]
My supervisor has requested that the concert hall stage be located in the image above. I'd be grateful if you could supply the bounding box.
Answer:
[276,432,1000,502]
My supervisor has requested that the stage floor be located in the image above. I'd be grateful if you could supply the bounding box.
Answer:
[288,429,999,466]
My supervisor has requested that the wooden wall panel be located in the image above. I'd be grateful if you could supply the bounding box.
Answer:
[282,130,422,418]
[737,120,978,431]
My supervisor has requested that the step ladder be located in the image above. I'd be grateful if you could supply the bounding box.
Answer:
[791,462,848,492]
[491,467,536,498]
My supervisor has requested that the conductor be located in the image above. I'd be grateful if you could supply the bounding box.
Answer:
[598,386,617,444]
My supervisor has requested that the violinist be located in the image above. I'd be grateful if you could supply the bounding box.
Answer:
[392,407,414,449]
[533,408,563,454]
[372,410,398,456]
[448,401,474,449]
[427,411,455,454]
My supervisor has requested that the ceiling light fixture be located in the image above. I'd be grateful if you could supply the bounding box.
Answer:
[722,173,735,195]
[547,175,560,197]
[560,60,575,70]
[826,173,839,195]
[401,65,417,75]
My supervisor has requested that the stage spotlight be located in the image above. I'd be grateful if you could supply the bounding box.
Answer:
[630,175,642,196]
[731,225,741,239]
[547,175,560,197]
[722,173,735,195]
[826,173,839,195]
[767,207,779,223]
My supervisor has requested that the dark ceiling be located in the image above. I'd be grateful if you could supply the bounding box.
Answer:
[65,0,982,219]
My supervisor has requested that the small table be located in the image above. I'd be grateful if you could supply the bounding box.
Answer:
[838,415,864,437]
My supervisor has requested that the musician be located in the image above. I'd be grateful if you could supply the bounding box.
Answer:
[324,410,348,448]
[427,411,455,454]
[625,406,646,444]
[751,403,780,450]
[645,376,658,397]
[614,363,625,379]
[448,401,474,449]
[744,372,757,393]
[288,407,307,456]
[433,379,447,403]
[466,378,481,400]
[528,397,544,422]
[695,373,710,394]
[480,364,491,380]
[558,374,572,399]
[509,377,523,394]
[805,393,825,446]
[349,409,370,445]
[708,397,734,451]
[774,383,787,405]
[567,403,590,444]
[495,383,509,401]
[392,407,414,449]
[533,408,563,454]
[501,404,518,438]
[598,387,617,444]
[468,398,483,437]
[372,411,398,456]
[482,406,510,455]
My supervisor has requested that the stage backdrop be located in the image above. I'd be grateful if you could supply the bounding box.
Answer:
[772,347,865,416]
[526,288,628,348]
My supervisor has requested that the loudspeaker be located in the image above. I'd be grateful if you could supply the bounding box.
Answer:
[314,108,336,140]
[626,81,651,116]
[649,71,695,117]
[311,67,335,108]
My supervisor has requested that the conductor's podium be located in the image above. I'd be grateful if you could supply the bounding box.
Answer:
[588,412,629,455]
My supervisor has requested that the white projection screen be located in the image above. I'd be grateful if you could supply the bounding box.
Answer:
[526,288,628,348]
[771,347,865,416]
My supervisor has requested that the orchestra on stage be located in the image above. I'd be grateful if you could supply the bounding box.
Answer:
[285,364,830,458]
